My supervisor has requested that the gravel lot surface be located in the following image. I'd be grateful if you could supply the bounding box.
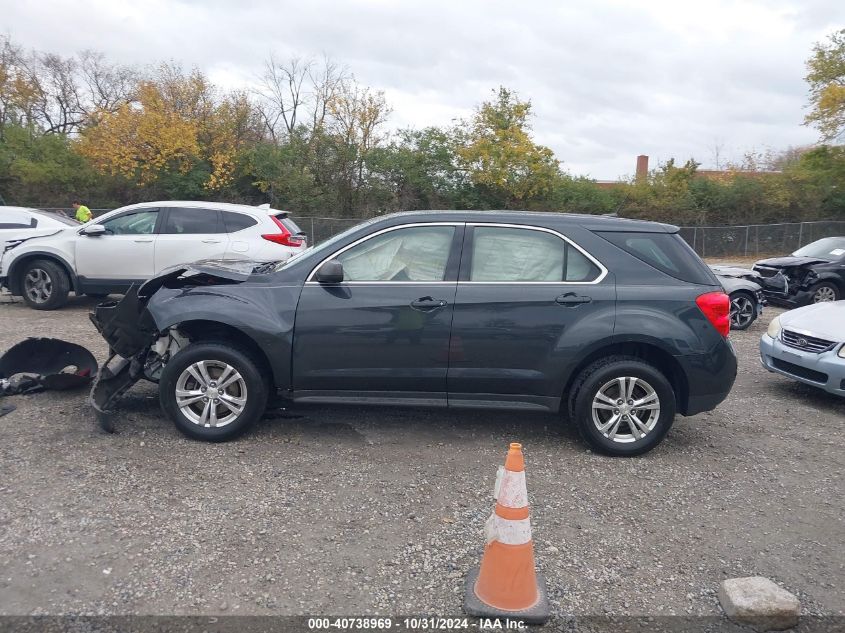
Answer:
[0,292,843,624]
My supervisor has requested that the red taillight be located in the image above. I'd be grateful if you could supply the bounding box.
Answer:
[696,291,730,338]
[262,215,305,247]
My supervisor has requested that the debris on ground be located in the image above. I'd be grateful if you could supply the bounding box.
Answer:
[0,403,15,417]
[0,337,97,397]
[718,576,800,631]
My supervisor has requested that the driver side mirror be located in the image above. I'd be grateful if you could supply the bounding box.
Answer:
[80,224,107,237]
[315,259,344,284]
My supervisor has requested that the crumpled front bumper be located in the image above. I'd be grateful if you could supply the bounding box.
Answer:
[88,287,159,430]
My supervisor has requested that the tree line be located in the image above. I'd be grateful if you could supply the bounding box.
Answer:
[1,32,843,225]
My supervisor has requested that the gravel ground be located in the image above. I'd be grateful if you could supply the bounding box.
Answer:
[0,292,843,624]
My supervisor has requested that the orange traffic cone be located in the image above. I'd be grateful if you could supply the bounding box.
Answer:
[464,442,550,623]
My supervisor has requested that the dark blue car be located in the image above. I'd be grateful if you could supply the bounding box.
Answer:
[91,211,737,456]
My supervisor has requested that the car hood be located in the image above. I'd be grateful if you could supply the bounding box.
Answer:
[710,264,758,278]
[137,259,275,297]
[779,300,845,341]
[754,256,829,269]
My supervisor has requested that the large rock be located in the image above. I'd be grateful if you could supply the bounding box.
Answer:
[718,576,800,631]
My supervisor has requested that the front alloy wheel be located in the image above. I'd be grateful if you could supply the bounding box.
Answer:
[591,376,661,443]
[24,267,53,304]
[175,360,248,428]
[811,283,838,303]
[159,342,268,441]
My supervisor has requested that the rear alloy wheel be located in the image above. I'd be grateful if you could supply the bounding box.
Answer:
[20,259,70,310]
[159,342,268,441]
[729,292,757,330]
[571,356,676,456]
[810,282,839,303]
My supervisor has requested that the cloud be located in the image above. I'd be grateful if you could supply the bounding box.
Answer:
[3,0,843,178]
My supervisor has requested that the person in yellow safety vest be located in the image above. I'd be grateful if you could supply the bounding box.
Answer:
[72,199,92,223]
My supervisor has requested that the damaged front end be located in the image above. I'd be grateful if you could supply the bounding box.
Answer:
[752,257,829,306]
[88,260,262,432]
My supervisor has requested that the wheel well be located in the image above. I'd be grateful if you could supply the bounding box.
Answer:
[8,254,76,295]
[563,342,689,415]
[174,320,274,381]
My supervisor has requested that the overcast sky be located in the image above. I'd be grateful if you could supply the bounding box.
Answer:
[4,0,843,179]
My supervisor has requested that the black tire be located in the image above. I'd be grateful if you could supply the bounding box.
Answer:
[809,281,839,304]
[728,291,757,331]
[159,342,268,442]
[569,355,676,457]
[19,259,70,310]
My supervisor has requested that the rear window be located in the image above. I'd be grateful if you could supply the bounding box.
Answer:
[277,215,303,236]
[597,231,715,285]
[222,211,257,233]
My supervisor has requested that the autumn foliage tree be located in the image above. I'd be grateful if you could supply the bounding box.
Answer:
[804,29,845,141]
[456,87,560,208]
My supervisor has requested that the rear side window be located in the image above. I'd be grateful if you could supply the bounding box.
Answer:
[222,211,257,233]
[470,226,601,282]
[162,208,224,234]
[598,231,715,285]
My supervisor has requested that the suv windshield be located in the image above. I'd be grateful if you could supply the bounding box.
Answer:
[792,237,845,260]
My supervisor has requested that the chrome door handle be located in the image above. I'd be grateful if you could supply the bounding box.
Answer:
[202,239,222,244]
[133,238,153,243]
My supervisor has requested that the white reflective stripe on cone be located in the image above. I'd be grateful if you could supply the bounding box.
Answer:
[497,469,528,509]
[484,513,532,545]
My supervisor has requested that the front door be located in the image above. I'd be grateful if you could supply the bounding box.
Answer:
[292,223,463,403]
[447,224,616,411]
[75,207,160,291]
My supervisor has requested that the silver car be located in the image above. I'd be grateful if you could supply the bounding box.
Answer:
[760,301,845,397]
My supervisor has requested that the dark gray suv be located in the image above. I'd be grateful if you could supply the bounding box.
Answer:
[91,211,737,456]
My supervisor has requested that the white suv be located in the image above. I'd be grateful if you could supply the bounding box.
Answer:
[0,201,307,310]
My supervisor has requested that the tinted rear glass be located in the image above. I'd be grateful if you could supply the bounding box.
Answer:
[162,208,224,234]
[222,211,257,233]
[597,231,716,285]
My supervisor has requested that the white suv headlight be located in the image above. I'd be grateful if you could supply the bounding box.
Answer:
[838,344,845,359]
[767,315,782,339]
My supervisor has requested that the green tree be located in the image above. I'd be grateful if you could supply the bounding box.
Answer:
[804,29,845,141]
[455,87,560,208]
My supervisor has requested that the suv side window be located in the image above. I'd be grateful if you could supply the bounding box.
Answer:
[470,226,601,282]
[101,209,158,235]
[337,225,455,282]
[221,211,257,233]
[597,231,715,285]
[162,208,223,234]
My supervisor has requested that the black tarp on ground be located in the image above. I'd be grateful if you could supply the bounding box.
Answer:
[0,338,97,396]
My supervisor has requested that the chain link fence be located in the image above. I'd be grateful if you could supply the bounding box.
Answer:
[34,207,845,259]
[677,220,845,259]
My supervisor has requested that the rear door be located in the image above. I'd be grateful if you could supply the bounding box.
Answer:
[154,207,231,272]
[447,223,616,410]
